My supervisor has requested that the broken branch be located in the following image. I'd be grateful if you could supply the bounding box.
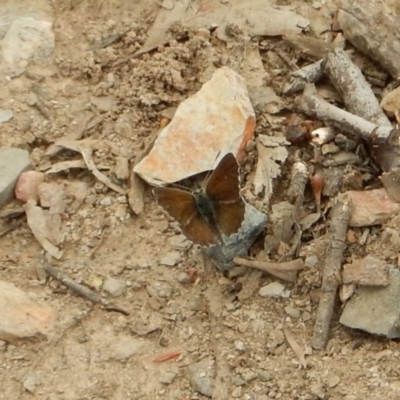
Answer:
[44,264,130,315]
[312,195,350,350]
[233,257,304,282]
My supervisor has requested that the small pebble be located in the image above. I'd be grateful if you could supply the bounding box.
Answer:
[242,370,257,382]
[147,281,173,298]
[99,197,112,206]
[187,294,204,311]
[302,311,312,322]
[168,234,191,250]
[258,370,271,382]
[305,255,318,267]
[232,386,242,398]
[285,305,300,319]
[160,251,182,266]
[188,358,214,397]
[103,278,126,297]
[177,272,190,283]
[259,282,284,297]
[159,370,178,385]
[23,373,36,393]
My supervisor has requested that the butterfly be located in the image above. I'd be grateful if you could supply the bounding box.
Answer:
[153,153,246,247]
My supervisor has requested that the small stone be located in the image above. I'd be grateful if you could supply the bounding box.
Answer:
[103,278,126,297]
[284,305,300,319]
[15,171,45,202]
[305,255,318,267]
[328,374,340,388]
[232,376,246,386]
[23,373,36,393]
[168,234,191,250]
[321,143,340,155]
[302,311,312,322]
[0,280,55,341]
[177,272,190,283]
[232,386,242,398]
[147,297,162,311]
[99,197,112,206]
[160,251,182,266]
[188,358,214,397]
[0,109,13,124]
[187,294,204,311]
[258,370,271,382]
[154,220,169,232]
[117,195,127,204]
[0,148,32,207]
[147,281,173,298]
[235,340,246,352]
[114,156,130,181]
[196,28,211,39]
[161,0,174,9]
[159,370,178,384]
[115,204,128,219]
[258,282,284,297]
[242,370,257,382]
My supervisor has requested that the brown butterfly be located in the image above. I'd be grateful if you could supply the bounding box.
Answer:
[153,153,245,247]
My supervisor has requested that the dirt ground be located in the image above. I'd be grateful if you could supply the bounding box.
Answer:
[2,0,400,399]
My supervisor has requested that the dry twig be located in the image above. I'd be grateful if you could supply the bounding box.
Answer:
[44,264,130,315]
[233,257,304,282]
[312,196,350,349]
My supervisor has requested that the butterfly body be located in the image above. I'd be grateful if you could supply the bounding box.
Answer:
[153,153,245,247]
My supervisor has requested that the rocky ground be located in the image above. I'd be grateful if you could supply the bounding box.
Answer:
[1,0,400,399]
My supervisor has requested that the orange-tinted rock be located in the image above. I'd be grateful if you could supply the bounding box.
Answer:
[346,188,400,227]
[15,171,45,203]
[134,67,255,186]
[0,281,56,342]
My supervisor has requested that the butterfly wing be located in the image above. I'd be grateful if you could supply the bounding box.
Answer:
[153,187,217,246]
[205,153,245,237]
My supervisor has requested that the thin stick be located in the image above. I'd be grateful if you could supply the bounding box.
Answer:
[295,94,394,143]
[233,257,304,282]
[44,264,130,315]
[312,196,350,350]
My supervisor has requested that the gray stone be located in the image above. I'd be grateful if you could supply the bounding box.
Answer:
[168,234,192,250]
[258,370,272,382]
[258,282,284,297]
[285,305,300,319]
[340,268,400,338]
[160,251,182,266]
[187,294,204,311]
[177,272,190,283]
[0,109,13,124]
[0,148,31,207]
[159,370,178,385]
[147,281,173,298]
[203,203,267,271]
[23,373,36,393]
[103,278,126,297]
[99,197,112,206]
[188,357,215,397]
